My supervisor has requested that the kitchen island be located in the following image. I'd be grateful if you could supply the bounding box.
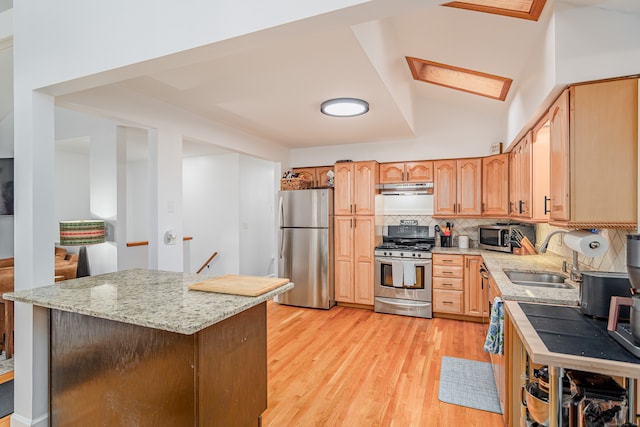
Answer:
[4,269,293,427]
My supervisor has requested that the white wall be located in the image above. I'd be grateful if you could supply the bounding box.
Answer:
[239,155,276,277]
[55,107,119,275]
[183,153,241,275]
[15,0,376,92]
[290,96,506,166]
[506,3,640,146]
[126,159,149,242]
[54,147,91,221]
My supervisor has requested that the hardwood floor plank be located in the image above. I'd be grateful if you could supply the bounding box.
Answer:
[264,301,504,426]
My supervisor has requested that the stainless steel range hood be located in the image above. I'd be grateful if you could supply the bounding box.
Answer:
[377,182,434,195]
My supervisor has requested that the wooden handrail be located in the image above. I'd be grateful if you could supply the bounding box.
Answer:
[126,236,193,247]
[196,251,218,274]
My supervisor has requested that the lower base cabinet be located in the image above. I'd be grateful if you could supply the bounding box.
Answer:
[432,254,487,318]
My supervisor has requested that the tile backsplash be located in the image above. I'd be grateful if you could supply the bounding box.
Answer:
[536,223,633,273]
[383,216,498,247]
[383,215,634,273]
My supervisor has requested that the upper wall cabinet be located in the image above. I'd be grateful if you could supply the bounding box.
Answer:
[334,161,379,216]
[292,166,333,188]
[509,131,532,219]
[549,78,638,228]
[379,161,434,184]
[482,154,509,217]
[530,116,551,222]
[434,158,482,217]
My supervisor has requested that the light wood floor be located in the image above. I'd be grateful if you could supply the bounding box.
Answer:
[262,301,503,427]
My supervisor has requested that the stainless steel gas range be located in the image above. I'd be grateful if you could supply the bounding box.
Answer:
[374,224,434,318]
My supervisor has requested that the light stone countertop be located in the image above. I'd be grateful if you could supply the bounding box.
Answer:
[432,246,579,306]
[3,269,294,335]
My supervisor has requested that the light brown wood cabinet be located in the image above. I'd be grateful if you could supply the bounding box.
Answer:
[509,132,532,219]
[334,216,376,305]
[432,254,464,314]
[292,166,333,188]
[531,115,551,222]
[487,274,506,415]
[482,154,509,217]
[433,254,486,317]
[334,161,378,216]
[434,158,482,217]
[549,79,638,228]
[334,161,379,306]
[464,255,487,318]
[379,161,434,183]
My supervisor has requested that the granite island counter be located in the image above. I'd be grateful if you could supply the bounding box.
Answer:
[4,269,294,427]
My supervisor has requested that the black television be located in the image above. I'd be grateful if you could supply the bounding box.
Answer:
[0,158,13,216]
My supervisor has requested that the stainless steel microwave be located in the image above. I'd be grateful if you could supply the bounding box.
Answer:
[478,224,536,253]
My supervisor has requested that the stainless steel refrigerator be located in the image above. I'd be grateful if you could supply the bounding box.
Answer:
[275,188,335,309]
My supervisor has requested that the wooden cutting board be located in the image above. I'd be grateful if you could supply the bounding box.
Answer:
[188,274,290,297]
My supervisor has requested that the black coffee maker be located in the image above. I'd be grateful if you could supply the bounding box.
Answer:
[608,235,640,357]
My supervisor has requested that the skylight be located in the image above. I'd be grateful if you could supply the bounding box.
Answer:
[406,57,512,101]
[442,0,547,21]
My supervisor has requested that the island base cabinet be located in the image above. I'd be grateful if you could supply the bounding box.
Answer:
[50,304,267,427]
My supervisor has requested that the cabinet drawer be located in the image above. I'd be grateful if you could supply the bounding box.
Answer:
[432,277,464,290]
[432,265,463,278]
[433,254,464,266]
[433,289,464,314]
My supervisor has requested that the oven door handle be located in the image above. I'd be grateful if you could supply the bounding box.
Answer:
[375,257,432,266]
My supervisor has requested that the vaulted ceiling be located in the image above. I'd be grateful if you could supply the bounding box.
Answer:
[3,0,640,151]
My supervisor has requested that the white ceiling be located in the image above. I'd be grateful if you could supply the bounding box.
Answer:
[4,0,640,153]
[113,3,546,149]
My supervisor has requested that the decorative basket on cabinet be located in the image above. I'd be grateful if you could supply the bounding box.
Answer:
[280,178,312,190]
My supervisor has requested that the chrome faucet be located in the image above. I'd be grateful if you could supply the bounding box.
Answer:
[538,230,567,253]
[538,230,582,282]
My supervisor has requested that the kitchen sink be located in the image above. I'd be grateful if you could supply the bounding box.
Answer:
[503,270,571,289]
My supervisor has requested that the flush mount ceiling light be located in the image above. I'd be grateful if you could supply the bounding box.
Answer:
[406,57,512,101]
[442,0,547,21]
[320,98,369,117]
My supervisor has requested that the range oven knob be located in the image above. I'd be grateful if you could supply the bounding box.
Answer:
[416,253,421,257]
[399,252,404,257]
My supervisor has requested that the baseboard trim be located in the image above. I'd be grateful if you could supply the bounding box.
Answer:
[10,412,48,427]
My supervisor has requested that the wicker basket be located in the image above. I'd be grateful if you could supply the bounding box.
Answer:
[280,178,312,190]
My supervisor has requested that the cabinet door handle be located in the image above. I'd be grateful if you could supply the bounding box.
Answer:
[519,200,524,214]
[442,259,454,263]
[544,196,551,215]
[443,301,453,304]
[481,202,485,213]
[442,283,453,286]
[443,271,454,275]
[406,171,410,181]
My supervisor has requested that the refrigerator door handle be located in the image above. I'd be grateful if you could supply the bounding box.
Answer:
[279,228,285,259]
[279,196,284,228]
